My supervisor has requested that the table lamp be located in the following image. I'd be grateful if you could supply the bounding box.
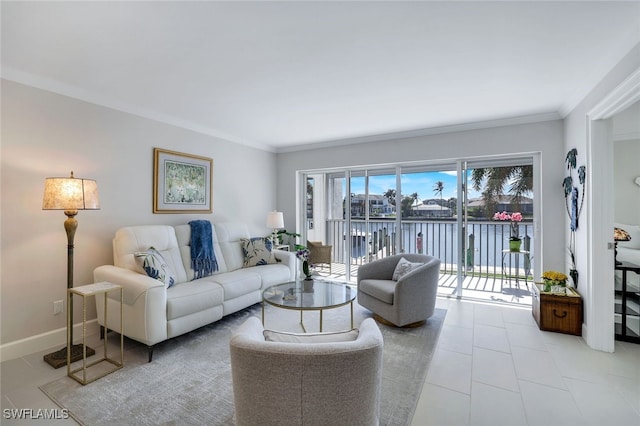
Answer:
[42,171,100,368]
[266,211,284,246]
[614,227,631,266]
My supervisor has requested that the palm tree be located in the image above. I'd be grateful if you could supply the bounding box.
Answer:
[470,166,532,217]
[433,181,444,212]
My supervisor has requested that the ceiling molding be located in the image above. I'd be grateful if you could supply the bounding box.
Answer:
[560,28,640,118]
[275,112,562,154]
[0,67,278,153]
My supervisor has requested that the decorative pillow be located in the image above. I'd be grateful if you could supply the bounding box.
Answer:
[241,237,277,267]
[134,247,176,288]
[263,328,359,343]
[392,257,423,281]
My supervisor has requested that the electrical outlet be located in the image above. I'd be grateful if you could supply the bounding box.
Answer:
[53,300,63,315]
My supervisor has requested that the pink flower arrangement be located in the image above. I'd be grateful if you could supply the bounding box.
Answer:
[493,211,523,241]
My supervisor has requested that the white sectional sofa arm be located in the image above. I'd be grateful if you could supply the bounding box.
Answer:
[94,264,164,305]
[273,249,297,281]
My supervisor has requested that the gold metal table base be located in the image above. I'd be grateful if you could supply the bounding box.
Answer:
[262,299,354,332]
[68,282,124,385]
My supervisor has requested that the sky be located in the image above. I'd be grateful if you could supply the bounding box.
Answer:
[349,171,482,202]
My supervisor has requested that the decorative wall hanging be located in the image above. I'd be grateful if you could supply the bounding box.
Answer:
[153,148,213,213]
[562,148,586,288]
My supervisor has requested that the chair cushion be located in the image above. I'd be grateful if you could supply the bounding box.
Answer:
[392,257,423,280]
[263,328,359,343]
[359,279,396,304]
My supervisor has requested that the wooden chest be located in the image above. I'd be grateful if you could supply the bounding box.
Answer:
[532,283,583,335]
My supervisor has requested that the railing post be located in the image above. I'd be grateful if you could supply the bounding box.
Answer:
[467,233,475,271]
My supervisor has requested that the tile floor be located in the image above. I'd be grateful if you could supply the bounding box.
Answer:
[412,297,640,426]
[2,297,639,425]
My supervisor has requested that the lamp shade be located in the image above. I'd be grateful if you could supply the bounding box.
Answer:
[614,227,631,242]
[266,211,284,229]
[43,172,100,210]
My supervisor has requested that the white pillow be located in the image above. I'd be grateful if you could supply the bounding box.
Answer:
[263,328,359,343]
[615,223,640,250]
[392,257,423,281]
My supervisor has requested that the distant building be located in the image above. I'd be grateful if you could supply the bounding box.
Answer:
[467,195,533,216]
[412,203,452,218]
[349,194,395,217]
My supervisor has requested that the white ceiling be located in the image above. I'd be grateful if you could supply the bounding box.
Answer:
[2,1,639,152]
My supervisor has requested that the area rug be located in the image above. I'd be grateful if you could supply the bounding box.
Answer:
[41,300,446,426]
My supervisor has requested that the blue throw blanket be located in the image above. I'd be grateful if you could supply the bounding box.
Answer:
[189,220,218,279]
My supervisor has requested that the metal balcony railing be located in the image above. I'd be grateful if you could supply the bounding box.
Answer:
[324,218,534,280]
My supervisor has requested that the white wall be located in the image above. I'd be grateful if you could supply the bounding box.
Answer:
[614,139,640,225]
[276,120,567,275]
[564,42,640,351]
[0,80,277,349]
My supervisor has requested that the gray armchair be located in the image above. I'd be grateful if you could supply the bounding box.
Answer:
[357,254,441,327]
[230,317,383,426]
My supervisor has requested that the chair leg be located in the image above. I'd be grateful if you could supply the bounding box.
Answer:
[148,346,154,362]
[99,326,105,340]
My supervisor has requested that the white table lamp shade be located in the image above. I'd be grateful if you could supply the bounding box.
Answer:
[266,211,284,229]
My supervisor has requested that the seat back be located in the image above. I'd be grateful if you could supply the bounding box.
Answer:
[113,225,188,283]
[230,317,383,426]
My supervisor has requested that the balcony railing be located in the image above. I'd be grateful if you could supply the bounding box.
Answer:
[324,218,534,281]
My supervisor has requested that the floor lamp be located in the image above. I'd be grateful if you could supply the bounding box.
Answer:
[42,171,100,368]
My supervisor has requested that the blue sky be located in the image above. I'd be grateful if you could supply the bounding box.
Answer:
[349,171,481,201]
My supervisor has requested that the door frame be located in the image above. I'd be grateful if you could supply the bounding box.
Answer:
[585,67,640,352]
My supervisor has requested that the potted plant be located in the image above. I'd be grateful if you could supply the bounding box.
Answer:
[493,211,523,251]
[296,248,314,291]
[541,270,568,293]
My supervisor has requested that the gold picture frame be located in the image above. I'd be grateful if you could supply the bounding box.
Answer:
[153,148,213,213]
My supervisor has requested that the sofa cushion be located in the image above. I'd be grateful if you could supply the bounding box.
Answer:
[392,257,423,280]
[113,225,188,283]
[252,264,293,288]
[210,269,262,301]
[134,247,177,288]
[216,222,251,271]
[359,279,395,305]
[166,280,224,321]
[241,237,277,267]
[175,223,228,280]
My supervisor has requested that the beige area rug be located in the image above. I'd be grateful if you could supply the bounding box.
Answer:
[41,300,446,426]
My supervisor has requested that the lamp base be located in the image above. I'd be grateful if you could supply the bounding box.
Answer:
[43,344,96,369]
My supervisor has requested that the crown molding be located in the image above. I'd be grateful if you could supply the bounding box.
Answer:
[1,68,278,153]
[276,112,562,154]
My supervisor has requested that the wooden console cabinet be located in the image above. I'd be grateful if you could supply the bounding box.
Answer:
[532,283,583,335]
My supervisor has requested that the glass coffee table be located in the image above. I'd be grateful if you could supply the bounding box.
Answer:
[262,280,356,332]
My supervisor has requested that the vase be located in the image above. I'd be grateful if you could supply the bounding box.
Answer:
[569,269,579,288]
[303,278,314,292]
[509,239,521,252]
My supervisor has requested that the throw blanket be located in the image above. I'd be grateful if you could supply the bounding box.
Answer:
[189,220,218,279]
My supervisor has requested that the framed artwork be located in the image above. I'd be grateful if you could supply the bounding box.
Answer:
[153,148,213,213]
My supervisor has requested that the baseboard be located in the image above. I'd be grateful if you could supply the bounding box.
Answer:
[0,319,99,362]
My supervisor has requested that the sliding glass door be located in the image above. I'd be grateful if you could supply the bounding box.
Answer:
[301,154,537,305]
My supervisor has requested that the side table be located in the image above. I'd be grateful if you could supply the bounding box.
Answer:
[68,282,123,385]
[501,250,532,288]
[532,283,583,335]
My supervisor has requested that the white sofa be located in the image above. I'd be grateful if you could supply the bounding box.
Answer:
[93,222,296,361]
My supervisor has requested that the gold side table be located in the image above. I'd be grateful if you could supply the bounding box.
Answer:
[68,282,123,385]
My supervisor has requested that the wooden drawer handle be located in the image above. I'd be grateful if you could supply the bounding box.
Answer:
[553,309,568,319]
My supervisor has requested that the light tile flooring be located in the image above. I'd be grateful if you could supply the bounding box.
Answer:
[412,297,640,426]
[2,297,639,425]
